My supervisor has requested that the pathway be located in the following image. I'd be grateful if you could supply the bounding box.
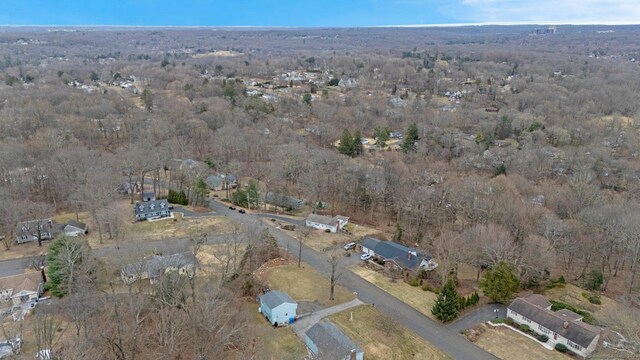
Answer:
[292,298,364,339]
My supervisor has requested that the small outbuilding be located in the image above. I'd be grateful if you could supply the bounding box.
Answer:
[63,220,88,237]
[305,321,364,360]
[258,290,297,326]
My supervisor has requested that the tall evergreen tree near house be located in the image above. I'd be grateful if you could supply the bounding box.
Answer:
[401,123,419,153]
[479,261,520,304]
[432,279,459,322]
[353,130,363,156]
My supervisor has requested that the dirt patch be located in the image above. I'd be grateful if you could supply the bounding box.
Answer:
[475,324,570,360]
[330,305,451,360]
[350,265,438,320]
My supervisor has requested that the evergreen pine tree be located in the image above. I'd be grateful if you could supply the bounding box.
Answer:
[479,261,520,304]
[353,130,363,156]
[432,279,459,322]
[338,129,354,156]
[401,123,419,153]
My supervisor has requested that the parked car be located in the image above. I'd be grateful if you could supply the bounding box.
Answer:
[229,206,236,210]
[360,253,373,261]
[238,209,246,214]
[343,242,356,250]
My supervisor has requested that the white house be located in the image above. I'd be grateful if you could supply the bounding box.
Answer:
[258,290,297,326]
[507,294,601,358]
[63,220,88,237]
[305,214,349,233]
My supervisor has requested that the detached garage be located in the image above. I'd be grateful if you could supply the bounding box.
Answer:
[259,290,297,326]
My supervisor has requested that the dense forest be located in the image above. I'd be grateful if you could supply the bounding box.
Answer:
[1,25,640,358]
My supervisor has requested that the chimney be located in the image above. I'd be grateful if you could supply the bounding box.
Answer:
[40,266,47,283]
[350,349,357,360]
[407,251,412,260]
[563,321,569,329]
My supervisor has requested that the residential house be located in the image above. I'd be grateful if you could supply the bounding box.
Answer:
[305,321,364,360]
[360,237,438,272]
[205,174,238,191]
[15,219,53,244]
[305,214,349,233]
[0,272,44,307]
[265,192,305,211]
[121,252,196,284]
[142,192,156,202]
[63,220,88,237]
[507,294,601,358]
[134,200,171,221]
[258,290,297,326]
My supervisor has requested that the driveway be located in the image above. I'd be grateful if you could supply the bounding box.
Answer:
[448,304,508,334]
[211,199,498,360]
[292,298,364,339]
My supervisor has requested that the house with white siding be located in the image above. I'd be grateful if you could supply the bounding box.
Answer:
[305,214,349,233]
[507,294,601,358]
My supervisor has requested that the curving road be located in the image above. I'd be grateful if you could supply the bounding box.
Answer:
[209,199,498,360]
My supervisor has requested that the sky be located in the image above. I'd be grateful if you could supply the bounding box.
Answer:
[0,0,638,27]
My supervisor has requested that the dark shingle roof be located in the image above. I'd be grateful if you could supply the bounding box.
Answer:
[364,238,431,270]
[134,200,170,216]
[259,290,296,309]
[16,219,52,238]
[306,321,362,358]
[508,298,600,348]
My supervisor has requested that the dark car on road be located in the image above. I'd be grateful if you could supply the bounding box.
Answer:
[229,206,236,210]
[238,209,246,214]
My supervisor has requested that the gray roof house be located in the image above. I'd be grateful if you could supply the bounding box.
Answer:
[134,200,171,221]
[63,220,88,237]
[361,237,437,272]
[121,252,196,284]
[205,174,237,191]
[305,321,364,360]
[259,290,297,326]
[265,192,305,211]
[16,219,54,244]
[507,294,601,358]
[142,192,156,202]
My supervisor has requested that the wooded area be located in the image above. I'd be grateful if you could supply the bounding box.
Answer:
[1,25,640,358]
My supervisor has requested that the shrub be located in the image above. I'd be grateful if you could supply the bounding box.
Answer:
[538,334,549,343]
[491,318,506,324]
[519,324,530,333]
[421,283,432,292]
[582,292,602,305]
[325,229,331,233]
[407,277,420,287]
[584,270,603,291]
[555,343,568,353]
[505,318,515,326]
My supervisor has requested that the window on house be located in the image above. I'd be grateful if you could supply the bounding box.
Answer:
[522,316,531,323]
[567,341,582,351]
[538,325,550,334]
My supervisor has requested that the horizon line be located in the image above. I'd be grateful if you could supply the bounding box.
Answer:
[0,21,638,29]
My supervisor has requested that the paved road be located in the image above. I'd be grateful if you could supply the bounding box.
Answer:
[0,257,41,277]
[210,199,498,360]
[292,298,364,339]
[448,304,507,334]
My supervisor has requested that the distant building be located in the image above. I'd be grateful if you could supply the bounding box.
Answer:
[265,192,305,211]
[305,214,349,233]
[142,192,156,202]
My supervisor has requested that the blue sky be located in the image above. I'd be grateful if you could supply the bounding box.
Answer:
[0,0,638,26]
